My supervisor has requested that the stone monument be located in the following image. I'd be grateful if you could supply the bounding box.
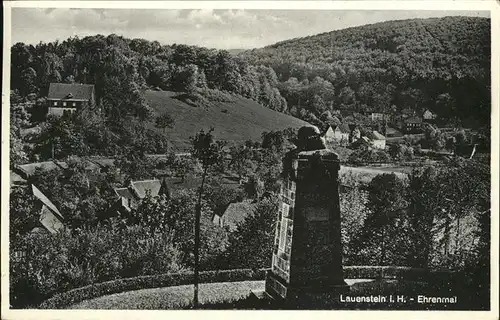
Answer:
[262,125,349,308]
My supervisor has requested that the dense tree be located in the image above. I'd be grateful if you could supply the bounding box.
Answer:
[353,173,408,265]
[223,194,279,269]
[155,112,175,133]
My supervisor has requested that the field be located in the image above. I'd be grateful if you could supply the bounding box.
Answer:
[145,90,309,151]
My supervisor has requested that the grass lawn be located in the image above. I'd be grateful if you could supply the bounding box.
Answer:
[70,281,266,310]
[69,279,424,310]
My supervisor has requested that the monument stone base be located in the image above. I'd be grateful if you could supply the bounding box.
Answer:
[251,272,350,309]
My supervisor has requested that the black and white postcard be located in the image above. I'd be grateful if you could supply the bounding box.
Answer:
[2,1,498,319]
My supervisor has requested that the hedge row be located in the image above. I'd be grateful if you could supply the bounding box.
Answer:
[38,266,456,309]
[38,268,267,309]
[344,266,457,282]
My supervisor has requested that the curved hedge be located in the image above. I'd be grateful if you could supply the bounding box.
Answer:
[38,266,455,309]
[38,268,267,309]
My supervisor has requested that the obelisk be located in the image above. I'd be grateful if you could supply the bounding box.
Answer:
[264,125,349,307]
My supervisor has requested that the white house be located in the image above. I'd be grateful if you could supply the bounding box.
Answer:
[423,109,437,121]
[323,124,350,146]
[47,83,95,116]
[368,131,386,150]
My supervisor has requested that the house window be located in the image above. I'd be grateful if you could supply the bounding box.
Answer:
[53,101,57,106]
[72,102,76,107]
[62,102,67,107]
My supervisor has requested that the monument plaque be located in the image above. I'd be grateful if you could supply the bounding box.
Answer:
[264,126,349,307]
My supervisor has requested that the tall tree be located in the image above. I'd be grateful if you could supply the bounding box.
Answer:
[190,128,224,308]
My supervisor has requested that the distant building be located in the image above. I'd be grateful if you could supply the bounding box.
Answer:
[113,179,169,212]
[47,83,95,116]
[371,112,390,121]
[385,126,403,138]
[401,108,416,119]
[213,200,256,231]
[368,131,386,150]
[323,124,350,146]
[404,116,423,133]
[423,109,437,121]
[30,185,65,234]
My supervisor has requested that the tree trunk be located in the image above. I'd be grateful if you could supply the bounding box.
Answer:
[193,166,208,308]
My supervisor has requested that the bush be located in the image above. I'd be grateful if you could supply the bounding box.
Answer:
[38,268,267,309]
[10,222,183,308]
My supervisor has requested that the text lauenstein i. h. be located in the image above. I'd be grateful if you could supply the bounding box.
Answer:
[340,295,458,304]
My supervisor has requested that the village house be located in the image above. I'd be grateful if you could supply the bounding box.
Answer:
[404,116,423,133]
[113,179,169,213]
[47,83,96,116]
[422,109,437,121]
[30,185,65,234]
[385,126,403,138]
[368,131,386,150]
[371,112,390,122]
[401,108,416,119]
[323,124,350,146]
[212,200,256,231]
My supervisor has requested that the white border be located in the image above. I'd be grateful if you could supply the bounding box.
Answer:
[2,1,499,320]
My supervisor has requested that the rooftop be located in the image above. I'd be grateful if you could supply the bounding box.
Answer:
[48,83,94,101]
[31,185,63,220]
[221,200,256,230]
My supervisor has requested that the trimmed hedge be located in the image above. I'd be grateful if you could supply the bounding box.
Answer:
[38,268,267,309]
[38,266,456,309]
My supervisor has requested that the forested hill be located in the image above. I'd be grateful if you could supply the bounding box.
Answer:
[239,16,491,127]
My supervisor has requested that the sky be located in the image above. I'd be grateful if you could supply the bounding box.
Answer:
[11,8,490,49]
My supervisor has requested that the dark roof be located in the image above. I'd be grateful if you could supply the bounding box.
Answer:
[114,187,134,200]
[48,83,94,100]
[16,161,63,178]
[89,158,116,168]
[369,131,386,140]
[402,108,415,115]
[327,124,350,134]
[406,116,423,123]
[338,123,350,133]
[130,180,162,198]
[221,200,256,229]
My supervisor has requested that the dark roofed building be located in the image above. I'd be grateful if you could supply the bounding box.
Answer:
[323,124,350,146]
[213,200,256,231]
[404,116,423,133]
[47,83,95,116]
[113,179,169,213]
[14,161,65,179]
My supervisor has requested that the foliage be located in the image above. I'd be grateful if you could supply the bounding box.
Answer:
[9,186,40,239]
[26,159,120,229]
[155,112,175,133]
[240,17,489,128]
[339,173,369,264]
[351,173,409,266]
[191,128,225,170]
[223,194,279,269]
[10,220,183,308]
